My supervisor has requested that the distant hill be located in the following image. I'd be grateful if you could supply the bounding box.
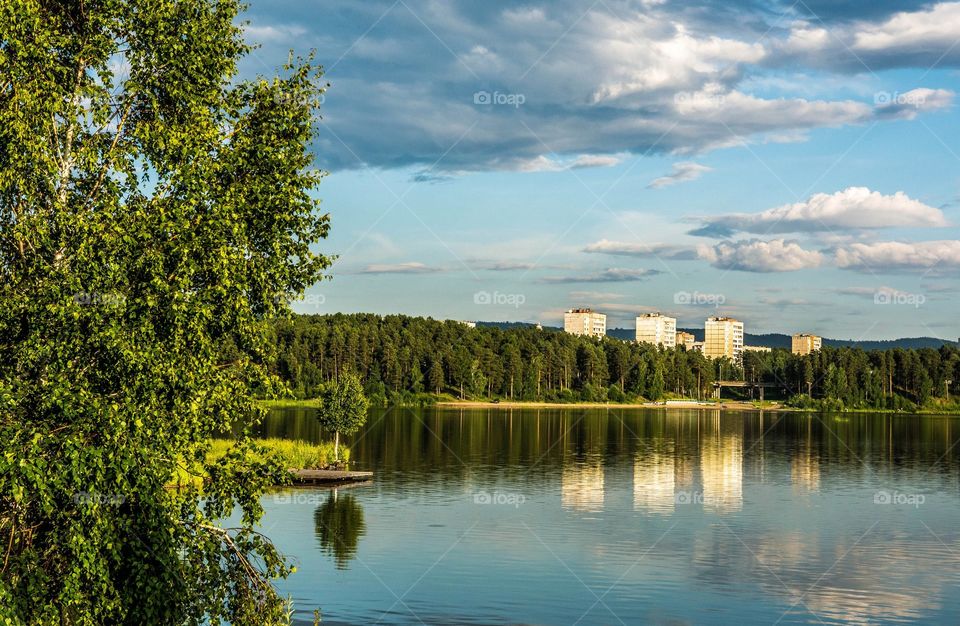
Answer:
[475,321,553,332]
[478,322,958,351]
[819,337,959,350]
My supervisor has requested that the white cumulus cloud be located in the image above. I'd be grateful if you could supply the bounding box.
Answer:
[854,3,960,52]
[777,3,960,70]
[835,240,960,271]
[691,187,948,237]
[698,239,824,272]
[874,88,954,120]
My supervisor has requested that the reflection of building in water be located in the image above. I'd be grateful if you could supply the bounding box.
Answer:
[791,446,820,492]
[561,463,604,512]
[675,450,695,491]
[700,432,743,513]
[634,449,675,514]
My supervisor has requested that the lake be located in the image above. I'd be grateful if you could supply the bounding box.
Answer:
[255,407,960,625]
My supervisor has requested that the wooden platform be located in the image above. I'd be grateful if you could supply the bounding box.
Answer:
[291,469,373,483]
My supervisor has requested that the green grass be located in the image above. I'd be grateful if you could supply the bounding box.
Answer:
[252,437,348,468]
[170,438,348,488]
[257,398,322,408]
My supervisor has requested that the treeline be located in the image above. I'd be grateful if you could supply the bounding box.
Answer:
[743,345,960,410]
[265,314,960,410]
[267,313,725,404]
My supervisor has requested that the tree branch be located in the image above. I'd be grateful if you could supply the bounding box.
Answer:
[56,58,87,209]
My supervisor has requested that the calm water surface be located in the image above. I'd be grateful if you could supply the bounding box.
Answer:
[255,407,960,625]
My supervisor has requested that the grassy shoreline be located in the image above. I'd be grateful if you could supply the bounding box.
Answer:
[436,400,772,411]
[433,400,960,415]
[260,397,960,415]
[170,438,348,488]
[258,398,322,408]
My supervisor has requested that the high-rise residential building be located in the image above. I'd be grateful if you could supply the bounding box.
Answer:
[635,313,676,348]
[704,317,744,363]
[675,331,696,347]
[792,333,822,355]
[564,308,606,338]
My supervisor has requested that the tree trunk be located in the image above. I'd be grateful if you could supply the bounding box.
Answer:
[334,430,340,461]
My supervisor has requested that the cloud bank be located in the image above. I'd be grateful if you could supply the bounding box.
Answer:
[691,187,948,237]
[243,1,960,173]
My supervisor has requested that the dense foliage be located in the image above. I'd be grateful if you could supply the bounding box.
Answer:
[0,1,331,623]
[271,314,960,411]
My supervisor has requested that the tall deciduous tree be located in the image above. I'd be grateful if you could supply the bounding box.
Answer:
[0,1,331,623]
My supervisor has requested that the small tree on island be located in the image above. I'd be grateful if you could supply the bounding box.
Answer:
[318,374,369,462]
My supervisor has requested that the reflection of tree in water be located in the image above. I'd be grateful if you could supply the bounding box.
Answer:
[314,490,366,569]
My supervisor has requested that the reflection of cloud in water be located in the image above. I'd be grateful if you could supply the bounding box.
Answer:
[634,449,675,514]
[561,463,604,512]
[700,434,742,514]
[797,538,949,623]
[696,528,955,623]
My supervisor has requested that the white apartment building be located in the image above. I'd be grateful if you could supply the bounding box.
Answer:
[635,313,676,348]
[564,308,607,338]
[792,333,822,355]
[704,317,744,364]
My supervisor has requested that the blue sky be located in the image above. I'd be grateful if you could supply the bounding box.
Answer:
[241,0,960,339]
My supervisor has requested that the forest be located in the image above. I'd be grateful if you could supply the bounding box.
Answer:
[264,314,960,412]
